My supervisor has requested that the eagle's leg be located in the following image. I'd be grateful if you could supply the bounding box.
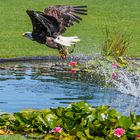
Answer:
[59,44,76,58]
[58,46,69,59]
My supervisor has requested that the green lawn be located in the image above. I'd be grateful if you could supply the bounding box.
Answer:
[0,135,27,140]
[0,0,140,58]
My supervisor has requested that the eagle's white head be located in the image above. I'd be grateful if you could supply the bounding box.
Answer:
[22,32,33,40]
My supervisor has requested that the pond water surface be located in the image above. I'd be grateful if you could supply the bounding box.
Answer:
[0,61,140,115]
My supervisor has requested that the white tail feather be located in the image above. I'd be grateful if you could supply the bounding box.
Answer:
[54,35,80,47]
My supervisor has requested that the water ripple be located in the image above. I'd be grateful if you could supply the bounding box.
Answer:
[0,61,140,115]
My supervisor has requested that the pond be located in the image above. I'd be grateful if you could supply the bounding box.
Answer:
[0,61,140,115]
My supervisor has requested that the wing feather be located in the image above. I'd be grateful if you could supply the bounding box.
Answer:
[44,5,87,34]
[26,10,59,37]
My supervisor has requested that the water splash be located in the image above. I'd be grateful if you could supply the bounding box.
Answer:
[112,71,140,97]
[107,71,140,115]
[99,59,140,98]
[98,62,140,115]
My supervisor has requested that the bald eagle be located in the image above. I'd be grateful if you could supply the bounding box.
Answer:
[22,5,87,58]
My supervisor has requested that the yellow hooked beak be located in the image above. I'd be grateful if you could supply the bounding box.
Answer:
[22,33,25,37]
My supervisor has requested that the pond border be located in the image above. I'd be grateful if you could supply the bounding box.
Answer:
[0,56,92,63]
[0,56,140,63]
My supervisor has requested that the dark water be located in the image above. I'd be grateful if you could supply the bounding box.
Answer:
[0,61,140,115]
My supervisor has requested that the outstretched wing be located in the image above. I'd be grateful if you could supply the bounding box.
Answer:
[26,10,59,37]
[44,5,87,34]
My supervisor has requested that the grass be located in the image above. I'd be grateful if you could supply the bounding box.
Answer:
[0,135,27,140]
[0,0,140,58]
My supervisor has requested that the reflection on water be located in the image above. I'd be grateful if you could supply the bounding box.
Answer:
[0,61,140,115]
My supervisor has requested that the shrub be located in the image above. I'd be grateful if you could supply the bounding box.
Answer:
[102,28,130,66]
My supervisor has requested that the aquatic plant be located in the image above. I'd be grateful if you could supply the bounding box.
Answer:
[68,61,77,67]
[114,128,125,138]
[136,134,140,139]
[1,102,140,139]
[69,69,76,74]
[102,28,130,66]
[49,126,62,133]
